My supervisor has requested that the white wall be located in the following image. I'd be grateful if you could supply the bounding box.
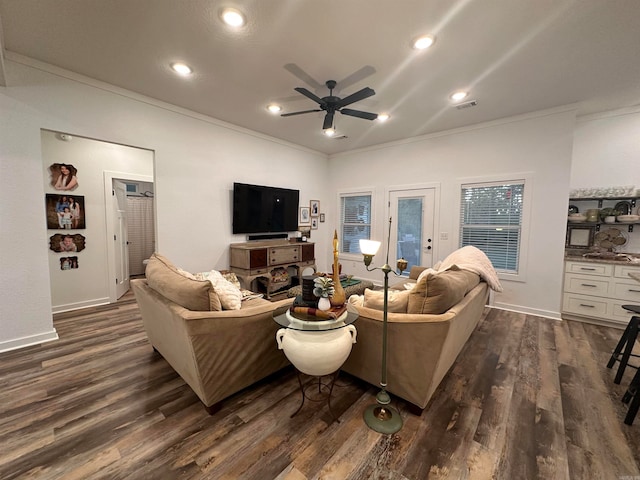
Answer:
[0,58,328,352]
[329,109,577,319]
[41,130,154,311]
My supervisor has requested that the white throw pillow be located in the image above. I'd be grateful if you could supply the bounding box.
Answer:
[416,267,439,284]
[363,288,410,313]
[206,270,242,310]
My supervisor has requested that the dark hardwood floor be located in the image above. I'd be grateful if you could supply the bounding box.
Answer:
[1,293,639,479]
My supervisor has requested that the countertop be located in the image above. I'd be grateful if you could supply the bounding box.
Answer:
[565,252,640,265]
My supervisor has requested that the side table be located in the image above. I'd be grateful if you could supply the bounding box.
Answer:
[274,304,358,421]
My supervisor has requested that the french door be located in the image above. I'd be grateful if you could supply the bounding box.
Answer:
[389,188,436,275]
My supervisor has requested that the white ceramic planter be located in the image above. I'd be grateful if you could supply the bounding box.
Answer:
[276,325,357,376]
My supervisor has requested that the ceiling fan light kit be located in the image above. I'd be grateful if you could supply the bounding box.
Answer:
[282,79,379,133]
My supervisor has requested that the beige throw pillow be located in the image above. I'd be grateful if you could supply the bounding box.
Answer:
[363,288,411,313]
[407,268,480,315]
[145,253,221,311]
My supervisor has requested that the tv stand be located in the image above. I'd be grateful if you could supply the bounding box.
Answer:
[229,240,316,299]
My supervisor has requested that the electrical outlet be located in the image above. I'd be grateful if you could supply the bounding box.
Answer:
[440,232,449,241]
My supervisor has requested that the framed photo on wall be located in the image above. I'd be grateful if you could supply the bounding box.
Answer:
[45,194,86,229]
[49,233,86,253]
[299,206,310,224]
[311,218,318,230]
[49,163,79,191]
[319,213,325,223]
[310,200,320,217]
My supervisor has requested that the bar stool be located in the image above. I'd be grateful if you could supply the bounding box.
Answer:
[622,367,640,425]
[606,305,640,384]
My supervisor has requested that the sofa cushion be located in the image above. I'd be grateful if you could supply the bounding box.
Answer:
[362,288,411,313]
[145,253,221,311]
[205,270,242,310]
[408,267,480,315]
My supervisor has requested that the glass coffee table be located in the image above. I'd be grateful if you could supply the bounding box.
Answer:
[273,304,358,421]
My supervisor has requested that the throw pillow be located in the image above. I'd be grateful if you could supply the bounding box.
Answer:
[206,270,242,310]
[363,288,410,313]
[407,269,480,315]
[220,270,242,290]
[145,253,220,311]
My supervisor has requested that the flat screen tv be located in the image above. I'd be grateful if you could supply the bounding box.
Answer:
[232,182,300,234]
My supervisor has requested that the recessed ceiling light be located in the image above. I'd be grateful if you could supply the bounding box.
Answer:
[450,91,468,102]
[171,63,193,76]
[324,128,336,137]
[412,34,435,50]
[220,8,245,27]
[267,104,282,114]
[377,113,390,122]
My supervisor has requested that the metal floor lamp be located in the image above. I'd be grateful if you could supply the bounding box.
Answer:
[359,217,407,434]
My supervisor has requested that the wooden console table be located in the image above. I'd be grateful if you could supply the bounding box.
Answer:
[230,240,316,298]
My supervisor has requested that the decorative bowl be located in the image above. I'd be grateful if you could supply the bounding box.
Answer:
[568,214,587,222]
[616,214,640,223]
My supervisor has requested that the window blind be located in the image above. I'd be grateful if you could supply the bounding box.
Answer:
[340,194,372,254]
[459,182,524,273]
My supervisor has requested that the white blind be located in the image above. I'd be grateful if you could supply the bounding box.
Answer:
[459,181,524,273]
[340,194,372,254]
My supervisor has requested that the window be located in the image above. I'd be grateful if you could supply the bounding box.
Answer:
[459,180,525,273]
[340,193,372,254]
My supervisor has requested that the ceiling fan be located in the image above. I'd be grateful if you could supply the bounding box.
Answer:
[282,80,378,130]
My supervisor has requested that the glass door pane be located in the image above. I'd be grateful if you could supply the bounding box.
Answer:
[396,197,423,272]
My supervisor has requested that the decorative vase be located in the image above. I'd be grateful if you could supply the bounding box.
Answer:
[330,230,346,307]
[276,325,357,376]
[317,296,331,311]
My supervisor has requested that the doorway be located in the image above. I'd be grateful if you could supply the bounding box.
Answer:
[388,186,438,275]
[105,172,154,302]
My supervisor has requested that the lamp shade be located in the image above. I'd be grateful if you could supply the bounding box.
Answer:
[359,239,381,256]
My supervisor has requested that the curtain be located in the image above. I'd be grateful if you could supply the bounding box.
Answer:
[127,196,155,275]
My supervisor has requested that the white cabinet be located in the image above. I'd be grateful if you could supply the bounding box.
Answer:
[562,260,640,326]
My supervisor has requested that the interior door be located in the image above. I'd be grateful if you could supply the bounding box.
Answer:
[113,180,130,299]
[389,188,436,275]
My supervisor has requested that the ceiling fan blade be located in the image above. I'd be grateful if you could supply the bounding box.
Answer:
[281,109,322,117]
[340,108,378,121]
[295,87,327,106]
[335,66,376,93]
[335,87,376,108]
[283,63,324,90]
[323,112,335,130]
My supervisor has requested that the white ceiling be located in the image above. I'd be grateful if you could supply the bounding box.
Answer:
[1,0,639,155]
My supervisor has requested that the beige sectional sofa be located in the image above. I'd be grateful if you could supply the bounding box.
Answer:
[131,253,293,414]
[343,264,490,413]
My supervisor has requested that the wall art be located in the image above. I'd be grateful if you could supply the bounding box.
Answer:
[299,206,310,225]
[311,218,318,230]
[310,200,320,217]
[50,233,86,253]
[60,256,79,270]
[45,194,85,229]
[49,163,79,191]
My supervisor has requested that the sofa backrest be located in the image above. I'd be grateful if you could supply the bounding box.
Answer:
[145,253,221,311]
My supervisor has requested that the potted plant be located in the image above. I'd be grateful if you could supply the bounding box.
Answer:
[313,276,335,311]
[600,208,621,224]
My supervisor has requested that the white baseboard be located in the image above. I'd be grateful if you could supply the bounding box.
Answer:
[490,302,562,321]
[0,329,59,353]
[52,297,110,314]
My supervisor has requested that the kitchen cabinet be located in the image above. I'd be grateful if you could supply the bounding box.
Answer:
[562,260,640,326]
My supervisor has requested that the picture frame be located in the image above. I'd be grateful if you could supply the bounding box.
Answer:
[299,206,310,224]
[311,218,318,230]
[566,225,595,248]
[49,162,79,191]
[49,233,86,253]
[310,200,320,217]
[45,194,86,229]
[319,213,325,223]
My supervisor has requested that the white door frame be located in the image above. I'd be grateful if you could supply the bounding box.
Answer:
[385,182,441,268]
[104,171,154,303]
